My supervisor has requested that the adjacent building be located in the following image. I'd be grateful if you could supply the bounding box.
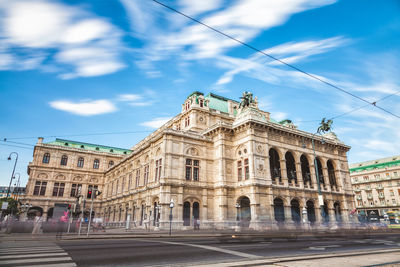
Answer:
[0,186,25,199]
[350,155,400,218]
[22,91,355,229]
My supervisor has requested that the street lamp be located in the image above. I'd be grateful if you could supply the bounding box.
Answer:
[235,203,241,231]
[12,173,21,200]
[169,199,174,236]
[6,152,18,199]
[302,207,308,224]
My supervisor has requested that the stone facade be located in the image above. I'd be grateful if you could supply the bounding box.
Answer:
[23,91,355,229]
[23,138,130,220]
[350,156,400,218]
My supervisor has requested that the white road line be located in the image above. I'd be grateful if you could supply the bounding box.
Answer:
[220,243,272,248]
[0,256,73,264]
[141,239,261,259]
[306,246,326,250]
[0,247,63,252]
[0,249,64,255]
[0,252,68,259]
[16,263,77,267]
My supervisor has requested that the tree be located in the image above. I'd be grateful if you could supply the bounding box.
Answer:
[0,198,19,217]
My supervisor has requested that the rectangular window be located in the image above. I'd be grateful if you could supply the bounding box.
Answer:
[390,190,394,196]
[394,172,398,177]
[392,199,396,204]
[193,160,199,181]
[33,181,40,195]
[237,161,242,181]
[39,182,46,196]
[363,175,369,181]
[185,158,200,181]
[374,174,380,179]
[128,174,132,190]
[70,183,82,197]
[136,170,140,187]
[185,166,192,180]
[122,176,125,192]
[144,165,149,185]
[244,158,249,180]
[52,182,65,197]
[158,159,162,180]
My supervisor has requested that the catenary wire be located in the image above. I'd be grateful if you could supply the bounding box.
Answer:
[151,0,400,119]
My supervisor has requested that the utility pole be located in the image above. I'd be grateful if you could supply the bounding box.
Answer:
[87,188,101,237]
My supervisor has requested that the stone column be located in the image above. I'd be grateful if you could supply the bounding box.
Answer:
[295,162,304,188]
[322,167,330,191]
[284,205,293,228]
[280,159,287,186]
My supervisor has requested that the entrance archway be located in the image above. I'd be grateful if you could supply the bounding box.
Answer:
[334,202,341,222]
[323,202,329,223]
[193,202,200,220]
[274,198,285,222]
[239,197,251,227]
[306,200,316,224]
[183,201,191,226]
[290,199,300,223]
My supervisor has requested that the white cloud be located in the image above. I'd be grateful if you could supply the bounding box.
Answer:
[140,117,172,129]
[271,112,288,122]
[0,0,125,78]
[49,100,117,116]
[117,94,142,102]
[131,0,337,74]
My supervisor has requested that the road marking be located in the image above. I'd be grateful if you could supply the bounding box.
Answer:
[141,239,261,259]
[220,243,271,248]
[0,249,65,256]
[23,264,77,267]
[0,256,73,264]
[306,246,326,250]
[0,252,68,259]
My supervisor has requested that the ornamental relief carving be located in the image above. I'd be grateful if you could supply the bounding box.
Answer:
[90,177,98,183]
[55,174,66,180]
[73,176,83,182]
[256,144,264,155]
[255,157,266,175]
[38,173,48,179]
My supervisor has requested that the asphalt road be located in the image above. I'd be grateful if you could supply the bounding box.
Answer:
[58,234,400,266]
[1,233,400,266]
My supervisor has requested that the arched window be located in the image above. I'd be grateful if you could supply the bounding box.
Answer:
[334,202,342,222]
[285,152,297,184]
[108,161,114,168]
[60,155,68,166]
[306,200,316,223]
[93,159,100,169]
[42,153,50,164]
[269,148,281,183]
[290,199,300,223]
[327,160,337,189]
[77,157,84,168]
[300,155,311,186]
[273,198,285,222]
[315,158,324,184]
[183,202,191,226]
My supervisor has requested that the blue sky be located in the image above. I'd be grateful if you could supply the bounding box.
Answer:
[0,0,399,187]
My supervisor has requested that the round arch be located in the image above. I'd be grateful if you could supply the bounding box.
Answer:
[273,197,285,222]
[237,196,251,227]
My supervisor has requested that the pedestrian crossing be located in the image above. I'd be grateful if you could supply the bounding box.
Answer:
[0,242,76,266]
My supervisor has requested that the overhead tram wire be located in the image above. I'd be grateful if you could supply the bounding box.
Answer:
[151,0,400,120]
[0,143,33,150]
[294,89,400,123]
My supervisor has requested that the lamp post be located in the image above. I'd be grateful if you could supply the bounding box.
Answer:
[235,203,241,231]
[302,207,308,224]
[169,199,174,236]
[20,203,32,221]
[155,203,161,230]
[12,173,20,200]
[6,152,18,199]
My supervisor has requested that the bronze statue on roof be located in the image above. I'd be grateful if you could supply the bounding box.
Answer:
[317,118,333,134]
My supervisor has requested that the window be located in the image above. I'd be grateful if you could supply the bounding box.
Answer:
[70,183,82,197]
[390,190,394,196]
[87,185,98,199]
[237,160,242,181]
[155,159,162,181]
[116,180,119,193]
[185,116,190,127]
[374,174,380,179]
[244,158,249,180]
[42,153,50,164]
[392,199,397,205]
[33,181,47,196]
[381,200,386,206]
[108,161,114,168]
[77,157,84,168]
[144,165,149,185]
[121,176,125,192]
[199,99,204,107]
[52,182,65,197]
[93,159,100,169]
[128,174,132,190]
[60,155,68,166]
[185,159,199,181]
[353,177,358,183]
[110,182,114,196]
[394,172,398,177]
[363,175,369,181]
[386,172,390,178]
[136,169,140,187]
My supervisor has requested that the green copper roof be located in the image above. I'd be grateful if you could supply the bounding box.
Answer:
[350,158,400,173]
[46,138,132,155]
[205,93,238,113]
[187,91,204,98]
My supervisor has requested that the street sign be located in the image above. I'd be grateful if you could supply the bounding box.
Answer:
[1,202,8,210]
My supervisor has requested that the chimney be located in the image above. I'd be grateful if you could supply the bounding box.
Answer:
[38,137,44,144]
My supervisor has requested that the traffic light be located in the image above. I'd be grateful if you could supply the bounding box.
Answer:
[95,191,102,199]
[68,204,71,210]
[88,189,92,199]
